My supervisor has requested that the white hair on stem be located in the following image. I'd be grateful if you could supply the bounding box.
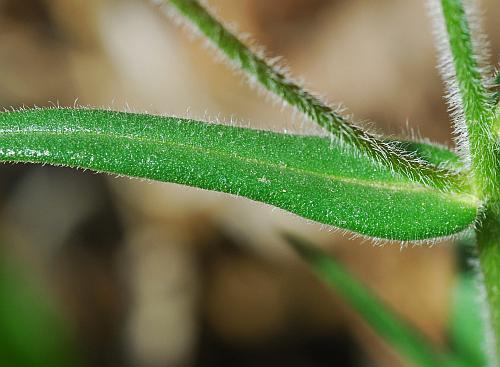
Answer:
[427,0,471,165]
[427,0,499,200]
[155,0,467,192]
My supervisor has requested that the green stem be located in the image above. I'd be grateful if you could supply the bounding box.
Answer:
[439,0,498,198]
[476,207,500,364]
[285,233,468,367]
[162,0,460,190]
[439,0,500,361]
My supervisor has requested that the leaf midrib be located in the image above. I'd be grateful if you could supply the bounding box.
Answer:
[0,127,478,206]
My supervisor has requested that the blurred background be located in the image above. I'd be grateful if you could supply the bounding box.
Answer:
[0,0,498,366]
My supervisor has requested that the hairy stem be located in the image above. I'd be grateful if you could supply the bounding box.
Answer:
[162,0,461,190]
[439,0,498,198]
[439,0,500,361]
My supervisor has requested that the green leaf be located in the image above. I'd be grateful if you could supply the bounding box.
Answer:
[450,273,487,367]
[0,108,478,240]
[283,233,468,367]
[164,0,460,190]
[0,255,79,367]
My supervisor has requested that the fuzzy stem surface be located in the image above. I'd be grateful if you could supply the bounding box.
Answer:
[439,0,500,360]
[164,0,461,190]
[440,0,498,198]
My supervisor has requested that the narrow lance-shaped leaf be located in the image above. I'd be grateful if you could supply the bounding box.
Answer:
[0,256,79,367]
[0,108,478,241]
[284,233,469,367]
[161,0,460,190]
[450,272,487,367]
[433,0,498,197]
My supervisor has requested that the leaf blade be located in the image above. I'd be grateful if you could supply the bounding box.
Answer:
[0,108,478,240]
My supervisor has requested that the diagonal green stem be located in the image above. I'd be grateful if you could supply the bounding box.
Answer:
[284,233,468,367]
[162,0,461,190]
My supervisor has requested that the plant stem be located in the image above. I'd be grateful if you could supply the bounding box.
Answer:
[437,1,500,359]
[438,0,498,198]
[476,206,500,363]
[285,233,468,367]
[163,0,460,190]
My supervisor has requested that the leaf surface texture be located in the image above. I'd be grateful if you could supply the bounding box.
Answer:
[0,109,478,240]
